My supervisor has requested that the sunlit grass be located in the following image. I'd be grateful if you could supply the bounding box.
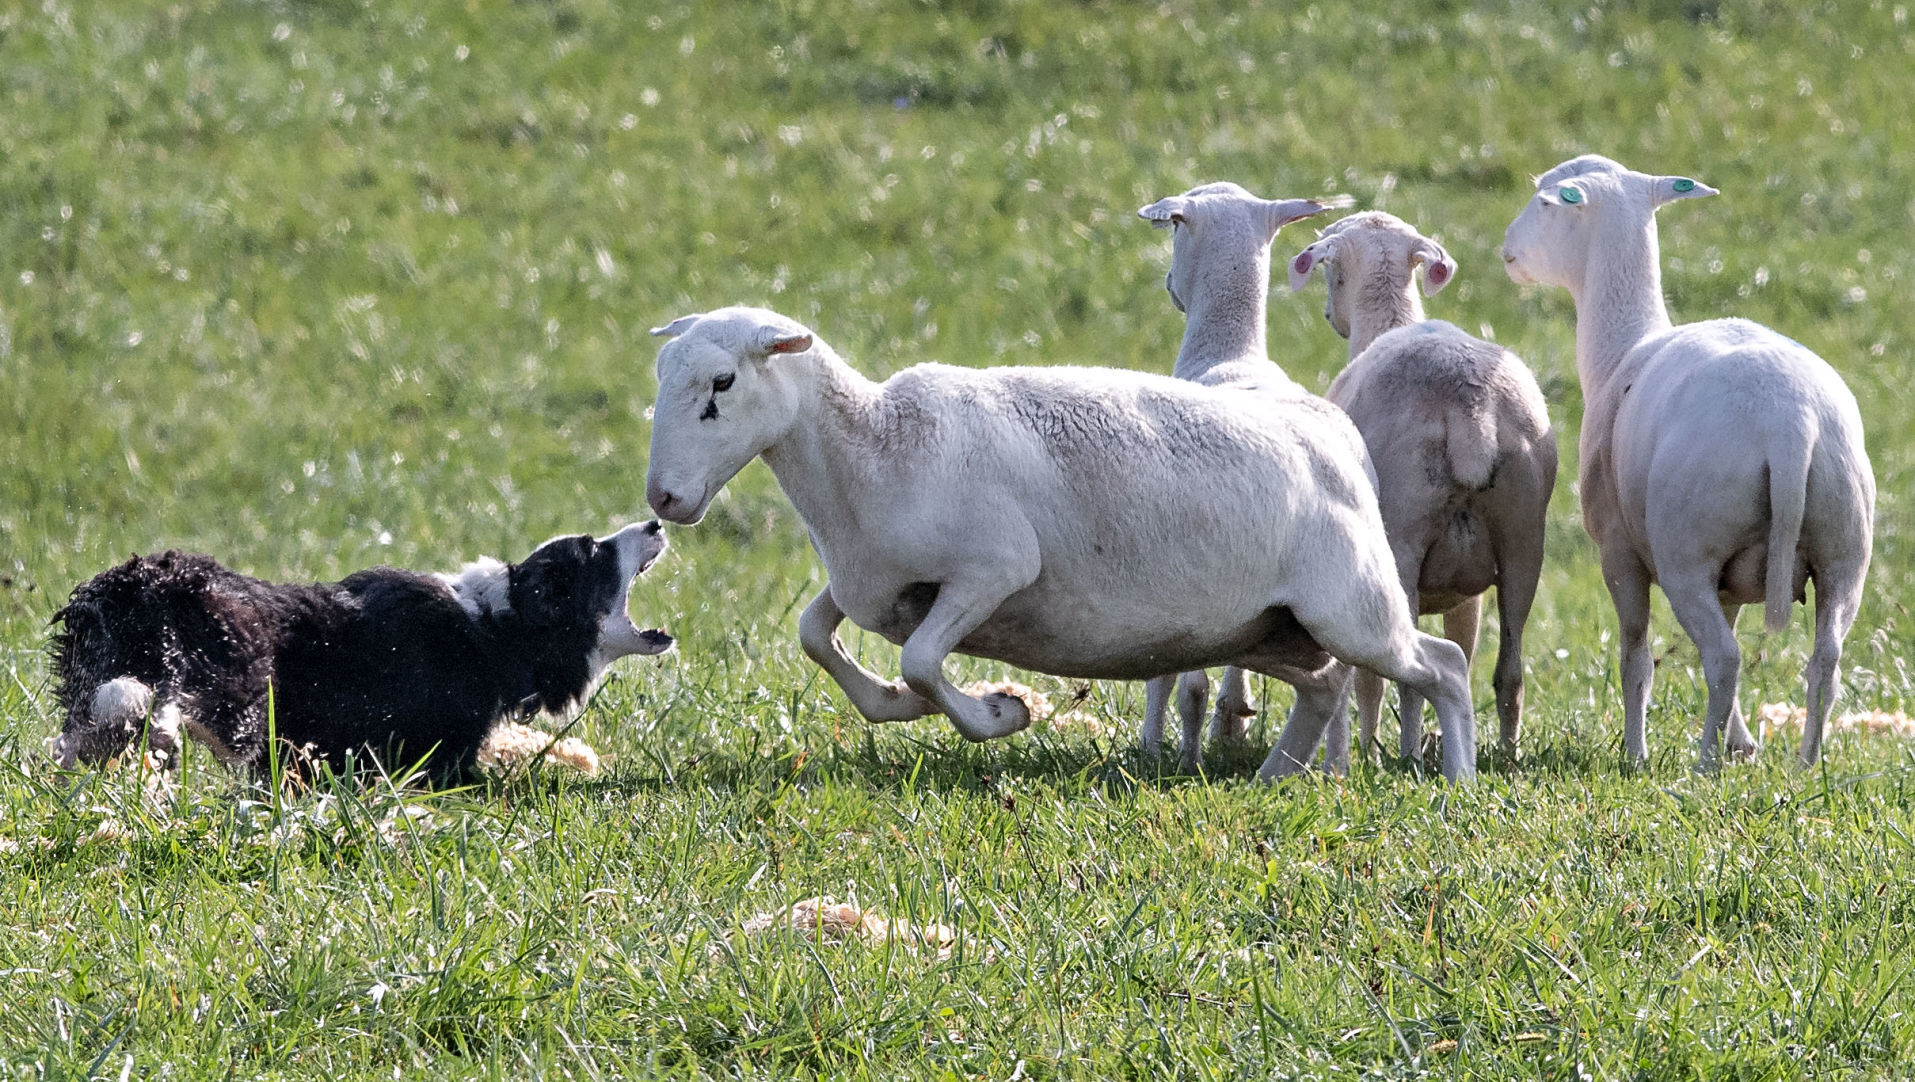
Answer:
[3,0,1914,1076]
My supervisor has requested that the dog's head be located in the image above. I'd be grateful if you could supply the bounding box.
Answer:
[511,520,673,655]
[439,521,672,714]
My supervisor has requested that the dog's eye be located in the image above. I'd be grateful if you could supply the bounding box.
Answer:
[711,373,735,393]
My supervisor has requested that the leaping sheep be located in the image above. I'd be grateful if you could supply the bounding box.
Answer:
[644,306,1479,781]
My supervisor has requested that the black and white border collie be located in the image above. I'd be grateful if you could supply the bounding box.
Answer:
[49,522,672,782]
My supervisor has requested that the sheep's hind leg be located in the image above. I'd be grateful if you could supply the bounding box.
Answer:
[898,576,1038,742]
[1800,558,1866,768]
[1255,662,1356,781]
[1488,532,1543,759]
[1602,548,1656,769]
[1660,568,1742,773]
[1719,603,1759,761]
[1285,594,1475,782]
[799,588,937,723]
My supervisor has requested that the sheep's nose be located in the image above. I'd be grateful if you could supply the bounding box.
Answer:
[646,482,678,517]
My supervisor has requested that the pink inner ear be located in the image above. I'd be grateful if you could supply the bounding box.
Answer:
[1427,261,1451,286]
[768,334,813,355]
[1292,251,1314,274]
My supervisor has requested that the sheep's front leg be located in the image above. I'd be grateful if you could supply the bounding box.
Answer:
[1176,669,1211,772]
[899,577,1036,742]
[1209,667,1255,741]
[1142,675,1173,757]
[799,588,937,722]
[1140,671,1211,770]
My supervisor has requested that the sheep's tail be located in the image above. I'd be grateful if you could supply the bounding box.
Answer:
[1445,402,1499,491]
[1764,436,1812,634]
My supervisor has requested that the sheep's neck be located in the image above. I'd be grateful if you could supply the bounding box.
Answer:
[759,353,883,545]
[1346,273,1425,359]
[1173,249,1270,380]
[1570,220,1672,391]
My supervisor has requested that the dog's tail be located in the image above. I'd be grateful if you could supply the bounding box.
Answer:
[50,677,155,768]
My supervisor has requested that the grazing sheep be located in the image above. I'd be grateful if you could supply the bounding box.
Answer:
[1134,182,1328,771]
[1289,211,1557,764]
[1502,154,1874,769]
[645,306,1478,781]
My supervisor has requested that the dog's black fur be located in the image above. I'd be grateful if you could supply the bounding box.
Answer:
[50,525,669,781]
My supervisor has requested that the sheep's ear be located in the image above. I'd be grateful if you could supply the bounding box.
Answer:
[650,315,700,339]
[1287,240,1333,293]
[758,329,813,356]
[1652,175,1717,207]
[1537,182,1588,208]
[1263,198,1327,237]
[1414,241,1456,296]
[1137,196,1189,229]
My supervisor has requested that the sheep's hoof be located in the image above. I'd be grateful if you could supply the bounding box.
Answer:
[982,692,1032,731]
[1724,738,1760,764]
[950,692,1031,742]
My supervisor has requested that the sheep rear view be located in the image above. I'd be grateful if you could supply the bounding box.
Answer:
[1503,155,1873,770]
[1290,211,1557,763]
[644,306,1479,781]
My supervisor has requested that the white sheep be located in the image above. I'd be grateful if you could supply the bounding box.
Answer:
[1134,182,1328,771]
[1288,211,1557,765]
[644,306,1479,781]
[1502,155,1874,769]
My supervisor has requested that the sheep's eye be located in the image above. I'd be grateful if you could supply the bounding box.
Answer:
[1558,186,1582,205]
[712,373,735,393]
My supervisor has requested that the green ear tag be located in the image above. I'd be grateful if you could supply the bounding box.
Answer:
[1672,178,1696,193]
[1558,186,1582,204]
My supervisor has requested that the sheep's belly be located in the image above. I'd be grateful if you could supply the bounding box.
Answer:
[840,578,1327,679]
[954,604,1325,681]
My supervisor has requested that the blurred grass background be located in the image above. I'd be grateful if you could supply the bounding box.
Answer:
[2,0,1913,1076]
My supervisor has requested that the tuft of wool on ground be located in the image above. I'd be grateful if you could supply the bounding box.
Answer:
[738,896,960,961]
[961,679,1110,737]
[1756,702,1915,740]
[476,721,602,776]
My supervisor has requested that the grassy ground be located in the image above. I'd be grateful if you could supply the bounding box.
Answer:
[3,0,1913,1076]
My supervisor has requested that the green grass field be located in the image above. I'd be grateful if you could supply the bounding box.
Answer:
[3,0,1913,1076]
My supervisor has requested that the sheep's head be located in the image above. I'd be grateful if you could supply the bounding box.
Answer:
[645,307,815,525]
[1502,154,1716,289]
[1138,183,1326,314]
[1287,211,1456,339]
